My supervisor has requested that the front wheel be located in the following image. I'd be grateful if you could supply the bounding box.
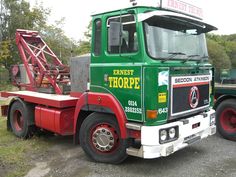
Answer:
[79,113,128,164]
[216,99,236,141]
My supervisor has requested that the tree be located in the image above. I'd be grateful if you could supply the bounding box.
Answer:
[207,34,236,69]
[207,38,231,70]
[0,0,80,69]
[76,21,92,55]
[76,41,90,55]
[0,40,11,68]
[40,22,79,64]
[0,0,49,70]
[84,21,92,42]
[225,41,236,68]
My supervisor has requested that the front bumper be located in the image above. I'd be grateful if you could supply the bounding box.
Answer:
[126,109,216,159]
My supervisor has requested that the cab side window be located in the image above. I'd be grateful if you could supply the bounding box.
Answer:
[93,19,102,56]
[107,15,138,54]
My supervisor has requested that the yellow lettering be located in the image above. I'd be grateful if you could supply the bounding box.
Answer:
[108,76,141,90]
[112,69,135,76]
[130,78,135,89]
[130,70,134,76]
[118,77,123,88]
[123,77,129,88]
[134,77,140,89]
[108,77,113,87]
[113,77,118,88]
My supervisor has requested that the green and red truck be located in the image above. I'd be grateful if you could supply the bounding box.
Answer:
[0,0,217,163]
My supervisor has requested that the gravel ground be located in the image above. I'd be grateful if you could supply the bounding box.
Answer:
[24,133,236,177]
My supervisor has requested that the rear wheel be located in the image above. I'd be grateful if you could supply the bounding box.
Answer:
[216,99,236,141]
[79,113,128,164]
[9,100,34,139]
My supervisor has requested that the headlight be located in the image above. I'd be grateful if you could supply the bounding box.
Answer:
[160,130,167,141]
[159,126,179,144]
[169,128,176,139]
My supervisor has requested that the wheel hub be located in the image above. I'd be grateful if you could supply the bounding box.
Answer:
[230,118,236,124]
[92,126,116,152]
[221,108,236,132]
[13,110,24,131]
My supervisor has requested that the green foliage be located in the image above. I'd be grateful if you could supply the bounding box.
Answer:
[0,0,50,70]
[39,19,78,64]
[0,40,12,64]
[75,21,92,55]
[84,21,92,42]
[0,0,80,69]
[225,41,236,67]
[207,33,236,69]
[76,41,91,55]
[2,0,48,38]
[0,66,11,87]
[207,38,231,69]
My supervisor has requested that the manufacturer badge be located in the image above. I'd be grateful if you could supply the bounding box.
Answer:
[189,86,199,109]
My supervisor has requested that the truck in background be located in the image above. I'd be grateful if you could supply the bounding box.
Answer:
[1,0,217,163]
[214,69,236,141]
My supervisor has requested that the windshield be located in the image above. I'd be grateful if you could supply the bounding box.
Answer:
[144,16,209,61]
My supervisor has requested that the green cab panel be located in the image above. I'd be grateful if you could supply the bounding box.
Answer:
[90,64,143,122]
[143,67,170,126]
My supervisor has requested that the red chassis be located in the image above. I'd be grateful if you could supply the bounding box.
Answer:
[0,91,128,138]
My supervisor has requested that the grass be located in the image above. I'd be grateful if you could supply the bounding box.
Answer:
[0,82,17,92]
[0,117,52,177]
[0,82,48,176]
[0,81,48,176]
[0,83,58,176]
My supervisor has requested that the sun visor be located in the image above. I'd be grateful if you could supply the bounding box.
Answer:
[138,11,217,33]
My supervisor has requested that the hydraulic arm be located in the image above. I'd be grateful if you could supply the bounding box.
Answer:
[13,29,70,94]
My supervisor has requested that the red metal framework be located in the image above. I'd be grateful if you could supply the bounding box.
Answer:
[15,29,70,94]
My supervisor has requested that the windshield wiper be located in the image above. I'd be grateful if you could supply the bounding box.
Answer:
[162,52,186,63]
[182,54,200,63]
[201,55,209,59]
[197,55,209,63]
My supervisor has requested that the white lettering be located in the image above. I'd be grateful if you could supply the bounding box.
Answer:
[125,107,142,114]
[162,0,203,18]
[158,108,168,114]
[128,100,138,107]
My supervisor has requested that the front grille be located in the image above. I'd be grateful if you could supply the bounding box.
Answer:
[170,75,210,119]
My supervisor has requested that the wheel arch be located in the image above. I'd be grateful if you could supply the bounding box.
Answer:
[74,110,93,144]
[214,95,236,110]
[73,92,128,143]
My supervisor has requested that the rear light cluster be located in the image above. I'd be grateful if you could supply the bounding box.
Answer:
[159,126,179,144]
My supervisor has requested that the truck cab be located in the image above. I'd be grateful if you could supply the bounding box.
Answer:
[91,5,216,123]
[86,2,217,159]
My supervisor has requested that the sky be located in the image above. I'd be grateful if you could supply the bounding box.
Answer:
[27,0,236,41]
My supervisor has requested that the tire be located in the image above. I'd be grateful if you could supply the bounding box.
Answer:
[9,100,34,139]
[216,99,236,141]
[79,113,128,164]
